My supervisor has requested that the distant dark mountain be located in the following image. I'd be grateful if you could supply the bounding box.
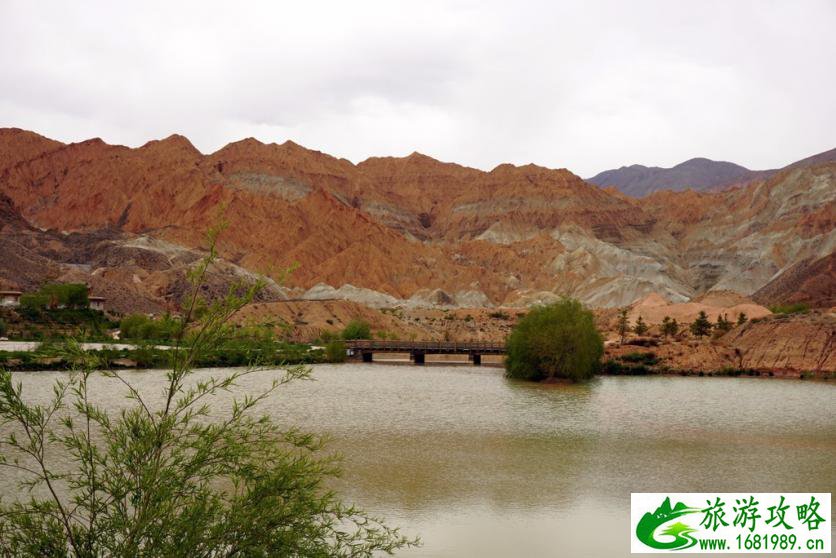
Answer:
[781,146,836,172]
[586,158,772,197]
[588,147,836,198]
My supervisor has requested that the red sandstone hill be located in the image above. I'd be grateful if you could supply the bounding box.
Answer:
[753,253,836,308]
[0,128,833,310]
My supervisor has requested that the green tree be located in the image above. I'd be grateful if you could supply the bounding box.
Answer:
[736,312,748,326]
[617,307,630,344]
[715,313,732,334]
[660,316,679,338]
[0,227,415,557]
[633,315,649,336]
[19,293,49,312]
[505,298,604,382]
[341,319,371,340]
[40,283,89,309]
[690,311,712,338]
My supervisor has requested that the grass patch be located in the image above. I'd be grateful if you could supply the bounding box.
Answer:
[768,302,810,315]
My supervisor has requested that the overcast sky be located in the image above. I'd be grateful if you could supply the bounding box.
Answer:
[1,1,834,177]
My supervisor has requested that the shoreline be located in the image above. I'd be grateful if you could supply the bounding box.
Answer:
[3,352,833,381]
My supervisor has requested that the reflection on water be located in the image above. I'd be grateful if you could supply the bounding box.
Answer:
[5,365,836,557]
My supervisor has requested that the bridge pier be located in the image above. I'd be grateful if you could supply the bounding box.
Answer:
[361,351,373,363]
[470,353,482,366]
[412,351,425,365]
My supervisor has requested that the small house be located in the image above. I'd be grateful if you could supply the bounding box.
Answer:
[0,290,22,307]
[89,296,106,311]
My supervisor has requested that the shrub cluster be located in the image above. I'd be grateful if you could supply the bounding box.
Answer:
[620,351,659,365]
[768,302,810,315]
[325,339,347,362]
[119,313,183,341]
[601,359,653,375]
[505,298,603,382]
[341,319,371,340]
[20,283,89,311]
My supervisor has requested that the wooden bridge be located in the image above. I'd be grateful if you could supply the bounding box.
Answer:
[344,340,506,365]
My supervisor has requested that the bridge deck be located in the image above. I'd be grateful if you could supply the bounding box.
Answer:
[344,340,505,354]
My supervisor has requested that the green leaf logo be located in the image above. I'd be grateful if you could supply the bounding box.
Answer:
[636,497,700,550]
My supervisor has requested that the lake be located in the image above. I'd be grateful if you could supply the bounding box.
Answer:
[4,364,835,556]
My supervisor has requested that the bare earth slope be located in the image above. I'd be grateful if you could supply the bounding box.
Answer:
[752,253,836,308]
[0,192,287,314]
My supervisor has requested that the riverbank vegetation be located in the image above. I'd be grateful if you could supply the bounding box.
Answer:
[0,340,327,371]
[0,228,415,557]
[118,313,183,342]
[505,298,603,382]
[341,319,371,340]
[0,306,117,341]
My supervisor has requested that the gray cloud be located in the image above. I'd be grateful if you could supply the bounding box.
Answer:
[1,0,834,176]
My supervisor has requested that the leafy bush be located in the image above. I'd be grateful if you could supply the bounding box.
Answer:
[601,359,651,375]
[505,298,603,382]
[325,339,347,363]
[488,310,510,320]
[768,302,810,315]
[19,293,50,313]
[341,319,371,340]
[120,313,182,341]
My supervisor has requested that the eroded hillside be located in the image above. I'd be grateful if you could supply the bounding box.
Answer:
[1,128,833,310]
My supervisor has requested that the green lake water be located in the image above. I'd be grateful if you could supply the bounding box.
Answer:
[6,364,835,556]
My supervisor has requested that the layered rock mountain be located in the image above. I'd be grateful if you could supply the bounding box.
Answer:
[0,128,833,310]
[0,190,287,314]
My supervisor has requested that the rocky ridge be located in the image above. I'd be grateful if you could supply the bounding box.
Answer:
[0,128,833,311]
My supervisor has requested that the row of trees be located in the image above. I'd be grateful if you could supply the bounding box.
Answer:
[617,309,748,341]
[19,283,90,311]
